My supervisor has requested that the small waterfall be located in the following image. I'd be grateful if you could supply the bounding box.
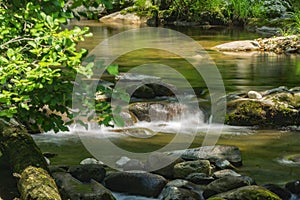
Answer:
[127,102,206,134]
[148,103,187,122]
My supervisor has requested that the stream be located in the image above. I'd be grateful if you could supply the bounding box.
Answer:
[33,21,300,198]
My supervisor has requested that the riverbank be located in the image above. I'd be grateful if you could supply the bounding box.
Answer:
[214,35,300,54]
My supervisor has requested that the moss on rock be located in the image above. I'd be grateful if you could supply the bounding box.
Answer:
[18,166,61,200]
[226,94,300,127]
[210,185,281,200]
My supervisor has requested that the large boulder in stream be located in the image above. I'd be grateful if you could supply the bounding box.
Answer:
[53,172,115,200]
[129,102,188,122]
[68,164,106,183]
[104,171,167,197]
[203,176,252,198]
[226,87,300,127]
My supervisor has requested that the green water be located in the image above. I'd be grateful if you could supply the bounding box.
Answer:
[34,129,300,185]
[36,21,300,186]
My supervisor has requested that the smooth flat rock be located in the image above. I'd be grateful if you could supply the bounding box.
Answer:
[100,11,146,25]
[214,40,261,51]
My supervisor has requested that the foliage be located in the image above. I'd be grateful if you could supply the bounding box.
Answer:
[293,11,300,33]
[121,0,159,18]
[288,0,300,12]
[0,0,116,132]
[168,0,225,22]
[68,0,134,19]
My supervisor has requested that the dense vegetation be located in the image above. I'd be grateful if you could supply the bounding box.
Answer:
[0,0,299,134]
[91,0,300,33]
[0,0,118,133]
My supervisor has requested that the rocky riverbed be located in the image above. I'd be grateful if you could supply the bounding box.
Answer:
[214,35,300,54]
[44,144,300,200]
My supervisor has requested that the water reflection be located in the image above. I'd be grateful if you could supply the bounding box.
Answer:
[73,21,300,94]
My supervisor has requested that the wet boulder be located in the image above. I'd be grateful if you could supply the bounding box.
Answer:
[145,152,184,179]
[186,173,214,185]
[104,171,167,197]
[68,164,106,183]
[226,88,300,127]
[53,172,115,200]
[285,180,300,195]
[159,179,203,200]
[212,169,241,179]
[129,102,187,122]
[208,185,281,200]
[263,184,292,200]
[122,159,145,171]
[203,176,251,198]
[173,160,211,178]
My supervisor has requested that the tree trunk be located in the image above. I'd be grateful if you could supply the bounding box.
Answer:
[0,120,61,200]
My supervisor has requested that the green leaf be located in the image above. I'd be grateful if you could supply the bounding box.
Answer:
[107,64,119,76]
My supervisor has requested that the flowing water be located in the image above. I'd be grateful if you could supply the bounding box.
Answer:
[34,21,300,193]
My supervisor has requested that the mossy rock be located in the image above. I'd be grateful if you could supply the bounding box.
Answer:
[18,166,61,200]
[210,185,281,200]
[226,98,300,127]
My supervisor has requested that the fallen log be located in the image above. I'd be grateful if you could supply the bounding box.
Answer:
[0,120,61,200]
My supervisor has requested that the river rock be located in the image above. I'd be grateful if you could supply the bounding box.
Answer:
[285,180,300,195]
[133,85,156,99]
[68,164,106,183]
[215,159,235,169]
[100,11,146,25]
[80,158,104,165]
[226,89,300,127]
[256,26,281,36]
[53,172,115,200]
[208,185,281,200]
[212,169,241,179]
[115,156,131,168]
[214,40,261,51]
[173,160,211,178]
[203,176,251,198]
[248,91,262,99]
[263,184,292,200]
[168,145,242,166]
[145,152,184,178]
[129,102,187,122]
[104,171,167,197]
[123,159,145,171]
[159,186,201,200]
[159,179,203,200]
[186,173,214,185]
